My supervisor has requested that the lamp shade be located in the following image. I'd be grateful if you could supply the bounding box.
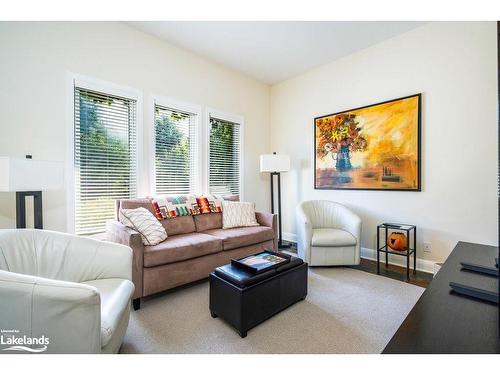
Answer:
[260,154,290,173]
[0,157,64,192]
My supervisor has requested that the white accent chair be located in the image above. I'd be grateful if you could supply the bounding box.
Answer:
[0,229,134,353]
[296,200,362,266]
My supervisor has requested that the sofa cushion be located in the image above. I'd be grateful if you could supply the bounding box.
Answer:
[202,226,274,251]
[81,278,134,348]
[160,215,196,236]
[117,198,155,218]
[220,194,239,202]
[143,232,222,267]
[311,228,356,247]
[194,213,222,232]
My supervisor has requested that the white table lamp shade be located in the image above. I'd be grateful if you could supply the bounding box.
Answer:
[0,157,64,192]
[260,154,290,173]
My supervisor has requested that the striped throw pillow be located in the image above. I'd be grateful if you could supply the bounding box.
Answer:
[119,207,167,245]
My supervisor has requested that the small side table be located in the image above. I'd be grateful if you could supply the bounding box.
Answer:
[377,223,416,281]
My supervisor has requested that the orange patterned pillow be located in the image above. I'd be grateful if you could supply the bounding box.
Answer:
[195,195,223,214]
[151,199,164,220]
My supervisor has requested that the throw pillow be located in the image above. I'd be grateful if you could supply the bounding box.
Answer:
[195,194,223,214]
[150,199,164,220]
[152,195,199,219]
[119,207,167,246]
[222,200,259,229]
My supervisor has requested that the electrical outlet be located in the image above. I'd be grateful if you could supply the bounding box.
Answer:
[423,242,431,253]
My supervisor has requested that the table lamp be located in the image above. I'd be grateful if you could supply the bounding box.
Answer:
[260,152,290,249]
[0,156,64,229]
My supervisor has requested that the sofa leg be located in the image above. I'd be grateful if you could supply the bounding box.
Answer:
[132,298,141,311]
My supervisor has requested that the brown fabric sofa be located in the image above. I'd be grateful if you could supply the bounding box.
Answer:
[106,198,277,310]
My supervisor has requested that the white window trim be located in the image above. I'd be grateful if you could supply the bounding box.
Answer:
[66,72,143,234]
[150,94,202,197]
[205,108,245,200]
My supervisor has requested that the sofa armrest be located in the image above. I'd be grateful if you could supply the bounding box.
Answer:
[255,212,278,251]
[106,220,144,299]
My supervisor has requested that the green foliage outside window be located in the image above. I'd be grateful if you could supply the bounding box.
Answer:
[154,109,190,192]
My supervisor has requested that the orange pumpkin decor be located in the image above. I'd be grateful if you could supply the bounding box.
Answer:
[387,232,408,251]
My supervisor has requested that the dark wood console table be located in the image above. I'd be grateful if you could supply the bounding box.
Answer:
[383,241,499,353]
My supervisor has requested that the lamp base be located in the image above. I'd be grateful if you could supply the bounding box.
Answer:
[16,191,43,229]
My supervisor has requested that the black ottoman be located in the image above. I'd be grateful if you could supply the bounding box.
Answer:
[209,255,308,338]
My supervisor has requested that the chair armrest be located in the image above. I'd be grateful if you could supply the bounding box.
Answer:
[106,220,144,299]
[336,205,362,262]
[336,205,362,240]
[295,205,313,263]
[255,212,278,250]
[93,240,133,281]
[0,270,101,353]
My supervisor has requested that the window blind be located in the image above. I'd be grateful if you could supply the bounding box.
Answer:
[154,105,198,195]
[74,87,137,235]
[208,116,241,196]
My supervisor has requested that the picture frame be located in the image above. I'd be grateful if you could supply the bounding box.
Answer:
[314,94,422,191]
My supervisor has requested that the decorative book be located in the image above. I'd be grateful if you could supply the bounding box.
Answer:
[231,250,290,274]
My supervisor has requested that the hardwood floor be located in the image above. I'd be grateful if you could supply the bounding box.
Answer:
[281,241,433,288]
[351,258,432,288]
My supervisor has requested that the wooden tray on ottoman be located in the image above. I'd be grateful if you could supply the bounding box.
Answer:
[209,254,308,338]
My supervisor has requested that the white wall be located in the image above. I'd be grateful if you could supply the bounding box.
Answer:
[270,22,498,263]
[1,21,497,265]
[0,22,271,232]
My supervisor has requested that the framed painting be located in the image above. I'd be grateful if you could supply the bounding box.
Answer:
[314,94,421,191]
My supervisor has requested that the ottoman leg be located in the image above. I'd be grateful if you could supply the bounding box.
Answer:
[210,311,218,318]
[239,331,247,338]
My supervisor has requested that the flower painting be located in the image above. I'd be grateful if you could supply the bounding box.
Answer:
[314,94,421,190]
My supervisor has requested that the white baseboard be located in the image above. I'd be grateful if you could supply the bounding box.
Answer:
[361,247,435,274]
[280,232,435,274]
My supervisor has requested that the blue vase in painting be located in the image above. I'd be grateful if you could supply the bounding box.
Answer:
[335,145,352,171]
[332,145,352,185]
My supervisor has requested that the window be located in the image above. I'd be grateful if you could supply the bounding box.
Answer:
[74,87,137,235]
[208,114,242,196]
[154,103,199,195]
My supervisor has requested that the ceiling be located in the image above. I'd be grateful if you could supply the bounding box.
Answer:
[127,21,426,85]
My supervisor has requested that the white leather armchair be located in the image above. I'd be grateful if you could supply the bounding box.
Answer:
[0,229,134,353]
[296,200,361,266]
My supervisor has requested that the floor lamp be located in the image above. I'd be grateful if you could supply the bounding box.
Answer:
[0,156,64,229]
[260,153,291,249]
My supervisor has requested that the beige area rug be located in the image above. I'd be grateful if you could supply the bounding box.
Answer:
[120,268,424,354]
